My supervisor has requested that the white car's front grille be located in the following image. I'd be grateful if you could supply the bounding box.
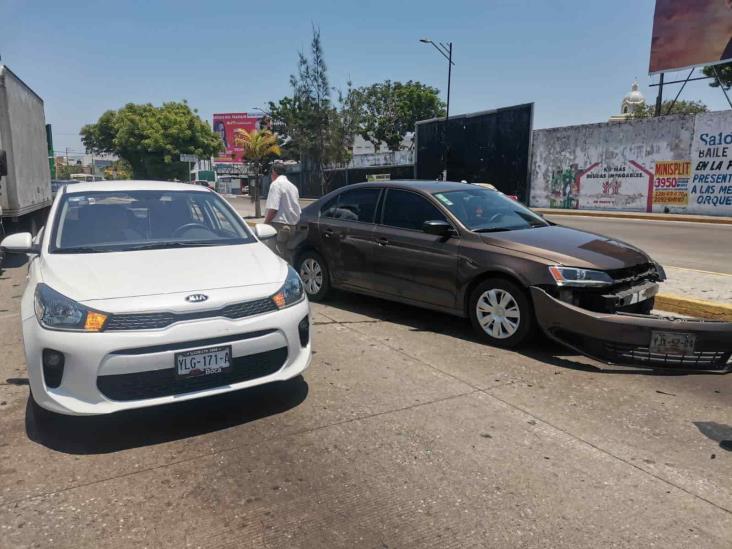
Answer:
[104,297,278,331]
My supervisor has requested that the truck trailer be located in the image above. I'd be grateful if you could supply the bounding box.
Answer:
[0,65,52,236]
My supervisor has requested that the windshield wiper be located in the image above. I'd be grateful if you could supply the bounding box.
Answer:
[57,246,112,254]
[122,241,220,251]
[473,227,513,233]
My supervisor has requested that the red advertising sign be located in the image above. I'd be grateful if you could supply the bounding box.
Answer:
[213,113,261,162]
[649,0,732,74]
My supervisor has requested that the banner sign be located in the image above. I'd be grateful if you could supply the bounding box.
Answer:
[689,112,732,214]
[649,0,732,74]
[213,113,262,163]
[653,160,690,208]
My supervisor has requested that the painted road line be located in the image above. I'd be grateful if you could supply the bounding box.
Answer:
[545,214,732,227]
[666,266,732,277]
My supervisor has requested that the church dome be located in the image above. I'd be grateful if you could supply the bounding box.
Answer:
[624,80,645,105]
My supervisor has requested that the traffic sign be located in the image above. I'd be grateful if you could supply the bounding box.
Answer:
[180,154,198,163]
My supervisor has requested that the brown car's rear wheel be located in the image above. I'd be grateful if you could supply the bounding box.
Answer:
[469,278,534,348]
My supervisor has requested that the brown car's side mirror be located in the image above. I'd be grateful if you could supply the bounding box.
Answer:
[423,220,454,237]
[0,150,7,178]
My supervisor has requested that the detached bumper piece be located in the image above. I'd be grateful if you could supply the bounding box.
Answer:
[530,287,732,371]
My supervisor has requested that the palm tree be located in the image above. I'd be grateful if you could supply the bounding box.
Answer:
[234,129,281,218]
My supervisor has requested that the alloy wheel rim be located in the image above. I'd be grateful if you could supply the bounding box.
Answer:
[300,259,323,295]
[476,289,520,339]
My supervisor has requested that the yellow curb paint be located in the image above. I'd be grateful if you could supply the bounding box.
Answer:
[656,293,732,321]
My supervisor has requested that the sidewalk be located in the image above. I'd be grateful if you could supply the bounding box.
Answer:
[536,208,732,225]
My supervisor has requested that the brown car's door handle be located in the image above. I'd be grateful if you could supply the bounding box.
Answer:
[323,228,335,239]
[376,237,389,246]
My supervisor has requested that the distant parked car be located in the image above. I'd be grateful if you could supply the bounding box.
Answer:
[1,180,311,419]
[291,180,732,371]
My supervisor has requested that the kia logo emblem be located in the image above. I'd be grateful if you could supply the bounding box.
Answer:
[185,294,209,303]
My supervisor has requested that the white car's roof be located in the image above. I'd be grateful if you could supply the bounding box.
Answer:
[64,180,211,194]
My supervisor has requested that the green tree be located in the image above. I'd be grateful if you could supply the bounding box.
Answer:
[80,101,222,180]
[350,80,445,152]
[55,162,83,179]
[233,129,281,218]
[268,26,357,194]
[630,99,708,118]
[104,159,133,180]
[703,62,732,90]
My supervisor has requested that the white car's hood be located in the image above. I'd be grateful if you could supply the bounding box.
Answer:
[40,242,287,302]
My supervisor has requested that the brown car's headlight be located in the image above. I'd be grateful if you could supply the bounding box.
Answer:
[548,266,613,288]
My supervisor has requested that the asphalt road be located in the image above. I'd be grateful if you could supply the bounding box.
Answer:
[1,259,732,547]
[546,214,732,275]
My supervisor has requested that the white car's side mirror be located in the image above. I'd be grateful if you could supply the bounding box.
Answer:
[254,223,277,240]
[0,232,37,254]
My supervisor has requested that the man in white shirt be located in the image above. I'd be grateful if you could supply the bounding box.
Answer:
[264,162,301,262]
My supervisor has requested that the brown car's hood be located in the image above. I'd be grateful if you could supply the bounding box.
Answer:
[481,225,651,270]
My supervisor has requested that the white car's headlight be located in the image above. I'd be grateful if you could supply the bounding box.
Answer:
[34,283,108,331]
[548,266,613,288]
[271,266,305,309]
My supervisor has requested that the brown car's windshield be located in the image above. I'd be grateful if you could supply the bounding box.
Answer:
[433,188,549,232]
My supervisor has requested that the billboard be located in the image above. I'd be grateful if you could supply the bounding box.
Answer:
[415,104,534,202]
[649,0,732,74]
[213,113,262,162]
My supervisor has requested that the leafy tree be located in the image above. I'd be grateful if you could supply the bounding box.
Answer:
[703,62,732,90]
[630,99,708,118]
[349,80,445,152]
[104,159,133,180]
[55,162,83,179]
[233,129,281,217]
[81,101,222,181]
[269,26,357,194]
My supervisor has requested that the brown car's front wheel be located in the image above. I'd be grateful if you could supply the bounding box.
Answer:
[297,251,331,302]
[469,278,534,348]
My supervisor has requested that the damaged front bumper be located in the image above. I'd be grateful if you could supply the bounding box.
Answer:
[530,287,732,371]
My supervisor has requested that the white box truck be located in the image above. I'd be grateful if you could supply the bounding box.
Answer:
[0,65,52,234]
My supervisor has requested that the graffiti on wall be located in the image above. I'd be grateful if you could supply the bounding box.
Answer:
[546,162,652,211]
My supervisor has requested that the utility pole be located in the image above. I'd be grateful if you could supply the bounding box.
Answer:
[420,38,455,181]
[654,73,664,117]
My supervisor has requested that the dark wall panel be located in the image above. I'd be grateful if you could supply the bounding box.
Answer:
[415,104,533,202]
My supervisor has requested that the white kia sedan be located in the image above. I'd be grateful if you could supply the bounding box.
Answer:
[1,181,311,417]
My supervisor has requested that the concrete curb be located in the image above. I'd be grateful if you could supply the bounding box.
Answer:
[536,209,732,225]
[656,293,732,321]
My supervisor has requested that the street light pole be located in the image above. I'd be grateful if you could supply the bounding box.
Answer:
[420,38,454,181]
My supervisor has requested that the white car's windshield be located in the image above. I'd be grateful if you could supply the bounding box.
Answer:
[433,188,549,232]
[50,190,254,253]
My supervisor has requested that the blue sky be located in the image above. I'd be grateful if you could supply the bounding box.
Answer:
[2,0,730,154]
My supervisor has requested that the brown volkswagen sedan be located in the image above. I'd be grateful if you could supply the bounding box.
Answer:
[291,181,732,370]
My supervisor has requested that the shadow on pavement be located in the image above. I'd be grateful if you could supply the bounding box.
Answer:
[321,291,724,377]
[25,376,308,455]
[693,421,732,452]
[0,252,28,270]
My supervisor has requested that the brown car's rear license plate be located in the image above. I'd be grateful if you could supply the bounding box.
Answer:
[649,331,695,355]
